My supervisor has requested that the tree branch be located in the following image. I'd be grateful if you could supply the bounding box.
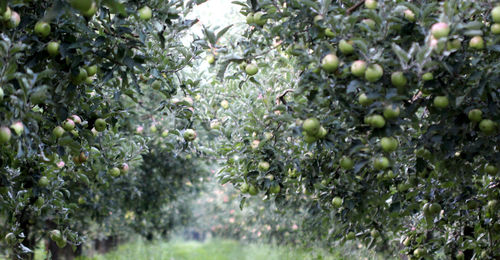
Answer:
[346,0,365,15]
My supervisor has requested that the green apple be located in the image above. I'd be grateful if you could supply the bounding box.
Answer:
[358,93,373,106]
[479,119,496,135]
[246,13,254,24]
[391,71,407,87]
[313,15,323,25]
[340,156,354,170]
[109,167,121,177]
[303,133,318,144]
[332,196,343,208]
[373,156,390,170]
[491,23,500,34]
[49,230,62,242]
[468,109,482,122]
[431,22,450,39]
[47,42,60,57]
[429,203,441,215]
[138,6,152,20]
[62,119,75,131]
[324,28,335,37]
[316,126,328,138]
[38,176,49,187]
[94,118,107,132]
[53,126,65,138]
[82,2,97,17]
[484,163,498,175]
[220,100,229,109]
[364,0,377,9]
[151,80,161,90]
[8,11,20,28]
[248,185,258,195]
[258,161,270,171]
[270,184,280,194]
[338,39,354,55]
[487,200,498,211]
[346,231,355,240]
[302,118,320,136]
[245,63,259,75]
[447,39,461,50]
[35,21,51,37]
[70,0,93,12]
[422,72,433,81]
[370,115,385,128]
[78,196,85,205]
[492,6,500,23]
[351,60,366,77]
[240,183,249,193]
[365,64,383,82]
[404,9,415,22]
[414,248,426,258]
[149,124,157,133]
[469,36,484,50]
[433,96,449,108]
[362,19,376,29]
[86,65,98,76]
[0,126,12,144]
[162,130,168,137]
[10,122,23,136]
[2,7,11,21]
[72,67,88,85]
[456,251,465,260]
[253,12,267,26]
[383,105,400,119]
[380,137,398,152]
[321,53,339,73]
[183,129,197,141]
[370,229,380,238]
[210,120,221,130]
[206,54,216,64]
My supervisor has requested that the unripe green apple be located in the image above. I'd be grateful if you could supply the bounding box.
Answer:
[248,185,258,195]
[373,156,390,170]
[321,53,339,73]
[72,67,88,85]
[53,126,65,138]
[0,126,12,144]
[479,119,496,135]
[370,115,385,128]
[484,163,498,175]
[313,15,323,25]
[414,248,426,258]
[383,105,400,120]
[487,200,498,211]
[94,118,107,132]
[8,11,20,28]
[183,129,197,141]
[469,36,484,50]
[47,42,60,57]
[362,19,375,29]
[358,93,373,106]
[138,6,152,20]
[302,118,320,136]
[70,0,93,12]
[338,39,354,55]
[149,124,157,133]
[431,22,450,39]
[491,23,500,34]
[78,196,85,205]
[364,0,377,9]
[270,184,280,194]
[109,167,121,177]
[404,9,415,22]
[365,64,383,82]
[346,231,355,240]
[456,251,464,260]
[151,80,161,90]
[240,183,249,193]
[433,96,449,108]
[332,196,343,208]
[391,71,407,87]
[38,176,49,187]
[340,156,354,170]
[380,137,398,152]
[258,161,270,171]
[447,38,461,50]
[2,7,11,21]
[246,13,254,24]
[351,60,366,77]
[82,2,97,17]
[206,54,216,64]
[316,126,328,138]
[86,65,98,76]
[49,230,62,242]
[10,122,23,136]
[324,28,335,37]
[34,21,51,37]
[429,203,441,215]
[245,63,259,75]
[422,72,433,81]
[220,100,229,109]
[468,109,482,122]
[492,6,500,23]
[253,12,267,26]
[370,229,379,238]
[62,119,75,131]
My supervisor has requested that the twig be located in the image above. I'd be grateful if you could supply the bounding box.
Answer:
[275,89,295,105]
[346,0,365,15]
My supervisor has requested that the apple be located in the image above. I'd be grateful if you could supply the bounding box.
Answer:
[183,129,197,141]
[484,163,498,175]
[321,53,339,72]
[370,115,385,128]
[380,137,398,152]
[62,119,75,131]
[251,139,260,149]
[70,0,93,12]
[152,80,161,90]
[316,126,328,138]
[149,124,157,133]
[38,176,49,187]
[433,96,449,108]
[365,64,383,82]
[138,6,152,20]
[431,22,450,39]
[94,118,107,132]
[362,19,375,29]
[383,105,400,119]
[245,63,259,75]
[391,71,407,87]
[10,121,23,136]
[373,156,390,170]
[34,21,51,37]
[253,12,267,26]
[162,130,168,137]
[82,2,97,17]
[270,184,280,194]
[324,28,335,37]
[86,65,98,76]
[358,93,373,106]
[258,161,270,171]
[49,230,62,242]
[220,100,229,109]
[240,183,249,193]
[469,36,484,50]
[313,15,323,25]
[332,196,343,208]
[78,196,85,205]
[8,11,20,28]
[491,23,500,34]
[85,77,93,84]
[340,156,354,170]
[2,7,11,21]
[404,9,415,22]
[72,67,88,85]
[487,200,498,211]
[210,120,221,130]
[121,163,129,174]
[53,126,65,138]
[370,229,380,238]
[422,72,433,81]
[479,119,496,135]
[303,134,318,144]
[468,109,482,122]
[246,13,254,24]
[351,60,366,77]
[492,6,500,23]
[346,231,355,240]
[429,203,441,215]
[70,115,82,124]
[206,54,216,64]
[365,0,377,9]
[302,118,320,136]
[248,185,258,195]
[47,42,60,57]
[338,39,354,55]
[0,126,11,144]
[109,167,120,177]
[456,251,465,260]
[414,248,426,258]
